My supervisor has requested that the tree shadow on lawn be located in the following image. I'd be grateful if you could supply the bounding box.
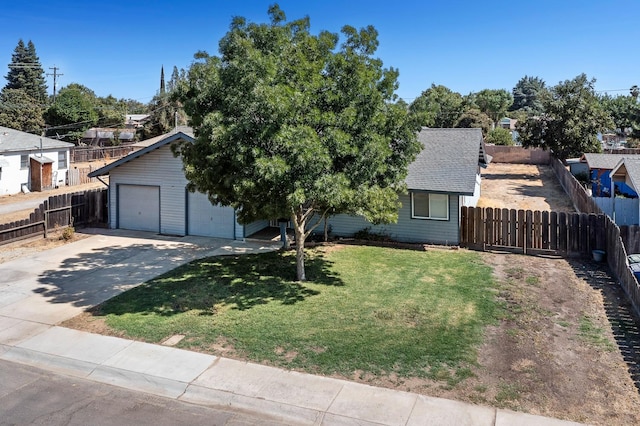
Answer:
[93,250,344,316]
[568,258,640,393]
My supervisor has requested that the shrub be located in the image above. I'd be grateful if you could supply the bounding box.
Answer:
[60,226,75,241]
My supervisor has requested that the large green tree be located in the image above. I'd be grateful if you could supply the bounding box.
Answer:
[0,88,45,133]
[175,6,421,280]
[454,108,493,135]
[510,75,547,115]
[408,84,464,128]
[516,74,613,160]
[471,89,513,127]
[600,94,640,140]
[4,40,47,103]
[44,83,99,142]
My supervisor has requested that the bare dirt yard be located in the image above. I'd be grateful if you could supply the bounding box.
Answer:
[4,162,640,425]
[477,163,576,212]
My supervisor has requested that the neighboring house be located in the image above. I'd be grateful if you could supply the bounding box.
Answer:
[604,158,640,225]
[580,153,640,197]
[0,126,74,195]
[498,117,519,143]
[125,114,150,129]
[89,127,490,245]
[324,128,491,245]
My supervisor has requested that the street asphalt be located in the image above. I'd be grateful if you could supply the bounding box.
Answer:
[0,228,585,425]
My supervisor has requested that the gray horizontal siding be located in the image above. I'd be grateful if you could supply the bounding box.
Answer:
[325,193,460,245]
[243,219,269,237]
[108,144,188,235]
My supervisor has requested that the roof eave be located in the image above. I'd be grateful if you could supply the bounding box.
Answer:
[88,131,194,177]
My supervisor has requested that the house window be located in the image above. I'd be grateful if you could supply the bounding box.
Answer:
[20,154,29,169]
[58,151,67,169]
[411,192,449,220]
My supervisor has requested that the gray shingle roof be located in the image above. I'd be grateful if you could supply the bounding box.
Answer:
[582,153,640,170]
[406,128,487,195]
[0,126,74,153]
[612,158,640,193]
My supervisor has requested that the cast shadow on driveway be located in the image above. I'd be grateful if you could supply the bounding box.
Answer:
[33,241,220,309]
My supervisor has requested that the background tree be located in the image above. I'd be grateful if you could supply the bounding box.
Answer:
[141,66,187,138]
[3,40,47,103]
[408,84,464,127]
[44,83,99,142]
[0,88,45,133]
[600,94,640,140]
[510,75,546,115]
[485,127,514,145]
[454,108,493,135]
[175,6,421,281]
[471,89,513,127]
[516,74,613,160]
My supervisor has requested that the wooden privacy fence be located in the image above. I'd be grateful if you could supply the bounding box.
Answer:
[549,156,640,318]
[67,166,100,186]
[0,189,108,244]
[71,146,134,163]
[460,207,606,256]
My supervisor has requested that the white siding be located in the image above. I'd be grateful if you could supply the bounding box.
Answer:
[0,148,69,196]
[461,174,481,207]
[108,144,189,235]
[325,193,460,245]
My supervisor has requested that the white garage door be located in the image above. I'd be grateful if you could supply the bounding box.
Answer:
[187,191,235,238]
[118,185,160,232]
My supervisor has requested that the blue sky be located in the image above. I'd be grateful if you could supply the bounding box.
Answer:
[2,1,638,104]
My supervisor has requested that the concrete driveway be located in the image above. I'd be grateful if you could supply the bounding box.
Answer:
[0,228,279,326]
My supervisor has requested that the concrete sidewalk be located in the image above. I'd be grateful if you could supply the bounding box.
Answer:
[0,229,583,425]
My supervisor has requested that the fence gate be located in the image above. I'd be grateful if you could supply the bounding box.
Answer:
[460,206,606,256]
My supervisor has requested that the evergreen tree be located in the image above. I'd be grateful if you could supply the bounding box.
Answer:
[4,39,48,103]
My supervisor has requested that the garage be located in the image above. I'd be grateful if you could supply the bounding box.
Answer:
[187,191,236,238]
[118,184,160,232]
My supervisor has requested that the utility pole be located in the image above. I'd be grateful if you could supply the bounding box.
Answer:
[47,66,63,103]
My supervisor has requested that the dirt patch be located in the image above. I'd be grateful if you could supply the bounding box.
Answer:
[477,163,575,212]
[0,230,90,264]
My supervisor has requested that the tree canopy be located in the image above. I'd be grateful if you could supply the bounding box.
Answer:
[510,75,547,115]
[471,89,513,126]
[516,74,613,160]
[408,84,464,128]
[44,83,99,142]
[0,88,45,133]
[3,40,47,103]
[175,5,421,280]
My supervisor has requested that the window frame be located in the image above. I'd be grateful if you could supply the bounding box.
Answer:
[411,192,449,221]
[20,154,29,170]
[58,150,68,169]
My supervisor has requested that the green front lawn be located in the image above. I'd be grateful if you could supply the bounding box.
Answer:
[94,245,499,380]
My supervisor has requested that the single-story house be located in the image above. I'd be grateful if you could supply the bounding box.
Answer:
[89,127,490,245]
[605,158,640,225]
[324,128,490,245]
[0,126,74,195]
[581,153,640,196]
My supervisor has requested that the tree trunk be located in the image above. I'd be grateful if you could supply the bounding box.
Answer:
[294,220,306,281]
[323,217,328,242]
